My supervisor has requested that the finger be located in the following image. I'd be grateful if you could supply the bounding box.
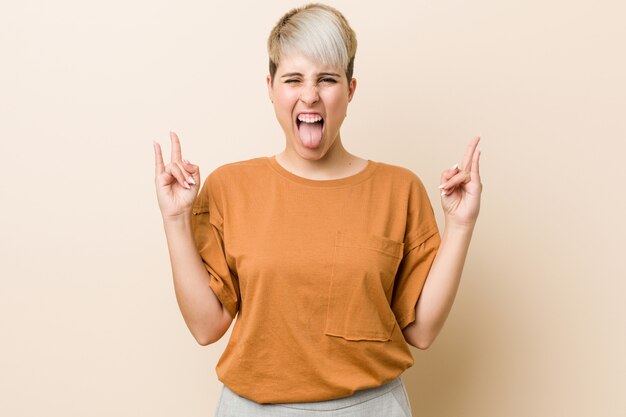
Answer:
[175,161,195,185]
[170,131,183,164]
[439,170,457,188]
[154,141,165,176]
[441,184,458,196]
[182,159,200,185]
[169,133,198,185]
[461,136,481,172]
[170,161,191,189]
[440,170,470,190]
[439,164,459,188]
[471,147,481,179]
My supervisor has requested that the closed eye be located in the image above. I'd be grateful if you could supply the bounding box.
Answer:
[285,78,337,84]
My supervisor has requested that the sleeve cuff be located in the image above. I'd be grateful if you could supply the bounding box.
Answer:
[208,273,238,319]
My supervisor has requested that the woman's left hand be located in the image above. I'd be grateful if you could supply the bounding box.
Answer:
[439,136,483,229]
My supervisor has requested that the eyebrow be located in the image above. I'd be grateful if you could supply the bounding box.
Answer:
[280,72,341,78]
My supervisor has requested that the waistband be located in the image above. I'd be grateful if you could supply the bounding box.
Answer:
[275,376,403,411]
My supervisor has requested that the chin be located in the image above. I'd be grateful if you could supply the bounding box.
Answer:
[288,144,322,162]
[295,147,323,160]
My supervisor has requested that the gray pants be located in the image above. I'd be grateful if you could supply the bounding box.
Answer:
[214,376,412,417]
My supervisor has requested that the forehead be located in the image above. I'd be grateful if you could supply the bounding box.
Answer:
[277,52,342,76]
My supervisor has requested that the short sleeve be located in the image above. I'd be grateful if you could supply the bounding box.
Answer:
[390,172,441,330]
[190,173,240,319]
[391,232,440,330]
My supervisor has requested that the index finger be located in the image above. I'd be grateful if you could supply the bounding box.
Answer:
[170,131,183,163]
[461,136,480,171]
[153,141,165,176]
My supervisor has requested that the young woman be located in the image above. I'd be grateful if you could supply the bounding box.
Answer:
[153,3,482,416]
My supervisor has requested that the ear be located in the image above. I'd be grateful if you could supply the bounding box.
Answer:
[266,75,273,102]
[347,77,357,103]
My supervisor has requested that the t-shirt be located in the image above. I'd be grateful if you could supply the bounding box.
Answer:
[190,155,441,404]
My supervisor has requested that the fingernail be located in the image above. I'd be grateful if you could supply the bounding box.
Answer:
[184,181,190,189]
[441,190,447,196]
[438,184,446,189]
[183,159,189,164]
[187,176,196,185]
[451,163,459,170]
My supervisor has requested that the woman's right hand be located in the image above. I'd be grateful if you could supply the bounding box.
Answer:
[153,131,201,220]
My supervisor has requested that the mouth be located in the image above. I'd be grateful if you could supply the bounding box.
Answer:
[295,114,325,129]
[294,113,325,149]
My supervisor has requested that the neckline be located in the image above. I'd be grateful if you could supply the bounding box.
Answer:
[265,155,378,188]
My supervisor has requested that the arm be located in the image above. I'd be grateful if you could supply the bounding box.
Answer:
[403,135,482,349]
[163,214,233,346]
[402,223,474,349]
[154,132,233,346]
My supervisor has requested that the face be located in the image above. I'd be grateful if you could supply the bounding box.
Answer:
[266,52,357,160]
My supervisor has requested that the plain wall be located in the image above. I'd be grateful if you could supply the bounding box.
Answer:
[1,0,625,416]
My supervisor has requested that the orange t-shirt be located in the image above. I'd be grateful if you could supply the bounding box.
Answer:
[190,156,441,404]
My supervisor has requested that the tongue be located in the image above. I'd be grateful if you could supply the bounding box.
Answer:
[298,121,323,148]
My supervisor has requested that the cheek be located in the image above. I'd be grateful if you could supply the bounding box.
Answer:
[277,96,298,112]
[324,93,347,109]
[326,100,348,121]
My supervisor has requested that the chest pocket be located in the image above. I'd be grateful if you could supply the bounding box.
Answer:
[323,230,404,342]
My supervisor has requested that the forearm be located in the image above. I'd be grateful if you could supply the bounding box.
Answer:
[409,222,475,348]
[162,214,224,345]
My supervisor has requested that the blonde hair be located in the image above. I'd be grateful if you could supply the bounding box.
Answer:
[267,3,357,87]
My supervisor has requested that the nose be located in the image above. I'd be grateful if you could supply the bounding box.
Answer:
[299,84,319,105]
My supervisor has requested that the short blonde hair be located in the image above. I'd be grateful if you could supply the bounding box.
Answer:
[267,3,358,87]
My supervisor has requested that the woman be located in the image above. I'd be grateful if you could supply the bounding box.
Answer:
[153,3,482,416]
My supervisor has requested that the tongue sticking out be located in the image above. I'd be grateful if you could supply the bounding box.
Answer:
[297,121,323,149]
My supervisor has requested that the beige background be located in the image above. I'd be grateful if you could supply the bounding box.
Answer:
[1,0,624,416]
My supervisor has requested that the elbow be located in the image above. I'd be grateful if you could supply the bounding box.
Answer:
[415,328,438,349]
[194,336,213,346]
[406,336,432,350]
[185,319,216,346]
[196,336,212,346]
[194,332,215,346]
[193,311,232,346]
[195,330,223,346]
[414,338,433,350]
[409,330,435,350]
[191,324,220,346]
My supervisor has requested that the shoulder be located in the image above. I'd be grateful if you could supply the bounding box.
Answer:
[206,156,268,183]
[373,160,427,190]
[195,157,267,207]
[198,156,268,193]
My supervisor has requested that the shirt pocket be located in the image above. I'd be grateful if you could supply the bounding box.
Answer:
[323,230,405,342]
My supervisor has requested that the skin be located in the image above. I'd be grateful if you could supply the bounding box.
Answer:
[266,52,369,180]
[152,52,483,348]
[402,136,483,349]
[153,134,229,345]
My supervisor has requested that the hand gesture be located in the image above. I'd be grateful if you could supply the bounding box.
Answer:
[153,131,201,219]
[439,136,483,228]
